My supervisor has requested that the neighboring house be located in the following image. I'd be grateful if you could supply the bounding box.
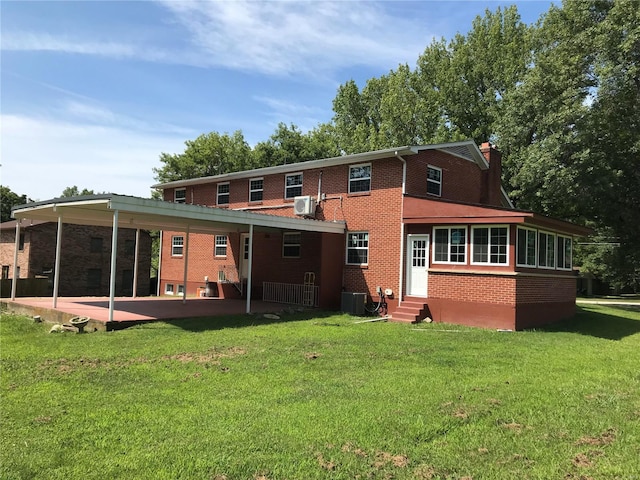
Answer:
[0,220,152,297]
[153,140,589,330]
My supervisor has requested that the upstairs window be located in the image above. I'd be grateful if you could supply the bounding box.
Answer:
[249,178,263,202]
[285,173,303,199]
[18,233,25,251]
[557,235,572,270]
[172,236,184,256]
[283,232,301,258]
[516,227,537,267]
[472,226,508,265]
[349,164,371,194]
[427,165,442,196]
[90,237,103,253]
[346,232,369,265]
[174,188,186,204]
[538,231,556,269]
[217,183,229,205]
[215,235,227,257]
[433,227,467,264]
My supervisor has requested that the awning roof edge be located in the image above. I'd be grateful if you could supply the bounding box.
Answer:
[12,194,346,235]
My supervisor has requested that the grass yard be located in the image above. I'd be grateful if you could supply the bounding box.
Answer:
[1,305,639,479]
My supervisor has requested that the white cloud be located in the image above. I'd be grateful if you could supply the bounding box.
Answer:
[1,2,433,77]
[252,96,331,132]
[158,0,431,76]
[0,114,188,201]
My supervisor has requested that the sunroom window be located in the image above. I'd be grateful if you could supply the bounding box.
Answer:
[472,226,508,265]
[433,227,466,264]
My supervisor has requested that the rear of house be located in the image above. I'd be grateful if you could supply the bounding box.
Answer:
[155,141,589,330]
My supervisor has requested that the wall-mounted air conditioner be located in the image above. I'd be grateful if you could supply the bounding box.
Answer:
[293,195,316,216]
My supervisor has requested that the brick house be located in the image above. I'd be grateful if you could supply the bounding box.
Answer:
[0,219,152,297]
[153,140,589,330]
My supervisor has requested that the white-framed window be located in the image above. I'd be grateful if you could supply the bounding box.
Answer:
[516,227,537,267]
[174,188,186,204]
[285,173,303,199]
[215,235,227,257]
[249,178,263,202]
[427,165,442,196]
[346,231,369,265]
[349,164,371,194]
[177,284,185,295]
[556,235,572,270]
[283,232,301,258]
[217,183,229,205]
[165,283,174,295]
[172,236,184,256]
[538,231,556,269]
[471,226,509,265]
[433,227,467,264]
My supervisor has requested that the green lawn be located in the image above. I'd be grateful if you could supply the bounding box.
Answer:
[1,305,639,479]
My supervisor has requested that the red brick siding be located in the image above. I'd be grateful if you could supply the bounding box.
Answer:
[516,274,577,304]
[405,150,485,204]
[0,223,151,296]
[429,272,516,305]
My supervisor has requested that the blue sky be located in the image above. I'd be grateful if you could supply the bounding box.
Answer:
[1,0,553,201]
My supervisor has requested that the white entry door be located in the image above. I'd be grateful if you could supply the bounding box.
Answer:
[406,234,429,297]
[239,234,250,279]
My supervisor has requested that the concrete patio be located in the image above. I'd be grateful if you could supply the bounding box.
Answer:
[2,296,289,331]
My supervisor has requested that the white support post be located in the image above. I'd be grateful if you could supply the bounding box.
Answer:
[156,231,163,296]
[182,226,190,304]
[132,228,140,298]
[108,210,119,323]
[245,224,254,314]
[52,215,63,308]
[10,220,21,300]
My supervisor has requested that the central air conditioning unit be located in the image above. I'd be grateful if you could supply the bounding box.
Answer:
[293,195,316,216]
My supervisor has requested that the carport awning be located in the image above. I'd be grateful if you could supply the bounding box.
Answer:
[10,194,346,320]
[11,194,346,234]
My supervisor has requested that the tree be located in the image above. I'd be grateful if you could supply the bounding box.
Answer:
[61,186,95,197]
[0,186,31,223]
[153,131,253,185]
[496,0,640,290]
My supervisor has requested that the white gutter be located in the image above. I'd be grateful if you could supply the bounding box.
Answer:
[394,152,407,307]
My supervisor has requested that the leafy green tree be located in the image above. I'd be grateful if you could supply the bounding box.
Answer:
[0,186,31,223]
[252,122,341,168]
[153,131,253,184]
[417,6,530,144]
[61,186,95,197]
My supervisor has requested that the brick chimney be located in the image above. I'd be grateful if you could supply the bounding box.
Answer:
[479,142,503,207]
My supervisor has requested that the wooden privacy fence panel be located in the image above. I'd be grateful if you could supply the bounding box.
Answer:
[0,278,50,298]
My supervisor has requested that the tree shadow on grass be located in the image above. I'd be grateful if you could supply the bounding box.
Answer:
[537,305,640,340]
[158,309,342,332]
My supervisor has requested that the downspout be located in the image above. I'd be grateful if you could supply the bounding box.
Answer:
[394,152,407,307]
